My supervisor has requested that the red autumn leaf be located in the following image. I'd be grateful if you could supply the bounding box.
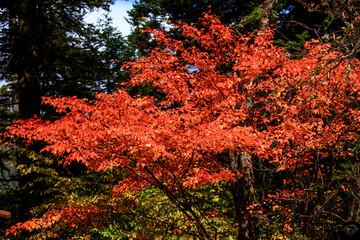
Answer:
[5,11,360,238]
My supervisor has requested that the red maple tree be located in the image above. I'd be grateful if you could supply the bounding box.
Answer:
[5,12,360,239]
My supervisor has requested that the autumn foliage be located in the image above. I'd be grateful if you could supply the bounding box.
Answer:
[4,12,360,239]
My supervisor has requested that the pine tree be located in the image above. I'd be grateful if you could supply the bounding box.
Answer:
[0,0,135,119]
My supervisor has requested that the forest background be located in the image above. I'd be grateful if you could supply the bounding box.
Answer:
[1,0,360,239]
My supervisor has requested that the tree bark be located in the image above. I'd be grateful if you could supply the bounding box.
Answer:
[259,0,276,31]
[0,210,11,220]
[15,0,41,118]
[230,151,257,240]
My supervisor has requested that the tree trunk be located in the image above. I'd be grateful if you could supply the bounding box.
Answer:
[259,0,276,31]
[0,210,11,220]
[230,151,257,240]
[15,0,41,118]
[11,0,43,222]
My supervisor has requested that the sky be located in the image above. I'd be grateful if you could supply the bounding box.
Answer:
[85,0,135,36]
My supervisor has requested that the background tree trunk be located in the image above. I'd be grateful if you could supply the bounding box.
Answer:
[0,210,11,220]
[15,0,41,118]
